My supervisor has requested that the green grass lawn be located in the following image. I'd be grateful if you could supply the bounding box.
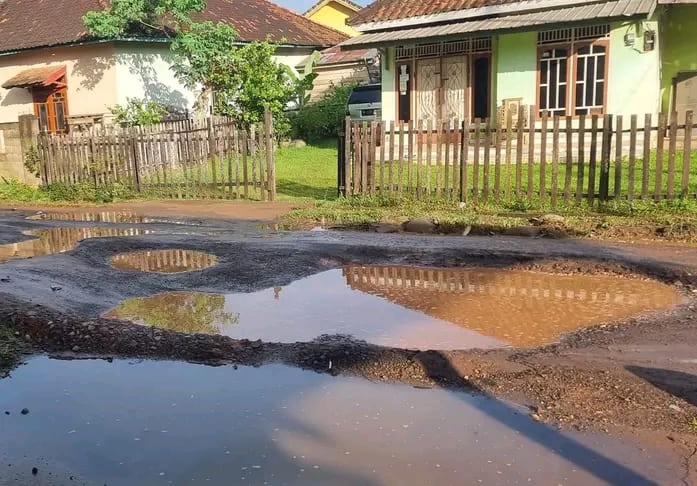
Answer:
[275,140,338,201]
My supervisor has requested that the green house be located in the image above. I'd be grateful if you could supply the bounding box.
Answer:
[342,0,697,123]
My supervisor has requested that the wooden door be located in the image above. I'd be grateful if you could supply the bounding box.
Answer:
[442,55,468,122]
[416,58,440,121]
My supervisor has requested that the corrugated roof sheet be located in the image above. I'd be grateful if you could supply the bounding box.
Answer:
[316,45,377,65]
[343,0,655,48]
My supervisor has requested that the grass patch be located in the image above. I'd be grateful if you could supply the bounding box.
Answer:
[274,139,338,201]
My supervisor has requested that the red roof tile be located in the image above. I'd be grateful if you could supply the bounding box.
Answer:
[0,0,346,54]
[349,0,521,26]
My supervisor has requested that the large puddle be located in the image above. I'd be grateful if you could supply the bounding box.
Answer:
[105,265,682,349]
[0,227,151,264]
[110,250,218,273]
[0,357,677,485]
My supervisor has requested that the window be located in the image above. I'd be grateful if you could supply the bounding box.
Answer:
[574,44,606,115]
[539,48,568,116]
[536,26,609,116]
[33,85,68,133]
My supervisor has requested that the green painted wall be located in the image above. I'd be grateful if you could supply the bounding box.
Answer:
[495,32,537,108]
[661,5,697,112]
[607,20,661,117]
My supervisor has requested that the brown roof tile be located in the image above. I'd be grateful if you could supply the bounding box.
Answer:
[1,65,67,88]
[349,0,522,26]
[0,0,346,54]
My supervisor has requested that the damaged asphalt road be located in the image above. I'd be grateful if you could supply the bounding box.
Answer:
[1,208,697,476]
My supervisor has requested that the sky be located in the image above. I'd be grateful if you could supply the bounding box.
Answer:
[276,0,371,14]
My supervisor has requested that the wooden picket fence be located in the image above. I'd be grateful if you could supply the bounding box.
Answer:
[339,110,697,206]
[37,112,276,201]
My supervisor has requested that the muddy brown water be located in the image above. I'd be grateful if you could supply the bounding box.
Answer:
[105,265,682,350]
[110,250,218,273]
[0,357,679,485]
[0,227,152,264]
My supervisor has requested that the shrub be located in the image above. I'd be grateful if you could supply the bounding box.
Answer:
[292,84,353,142]
[110,98,168,127]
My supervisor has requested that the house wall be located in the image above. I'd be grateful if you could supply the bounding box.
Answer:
[0,44,119,124]
[311,63,370,101]
[274,47,315,78]
[307,2,360,37]
[380,21,662,123]
[661,5,697,112]
[607,20,661,118]
[114,42,195,113]
[381,48,397,122]
[495,32,538,108]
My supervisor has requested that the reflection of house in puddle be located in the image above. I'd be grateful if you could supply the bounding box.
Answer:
[110,249,217,273]
[0,227,150,264]
[342,265,682,347]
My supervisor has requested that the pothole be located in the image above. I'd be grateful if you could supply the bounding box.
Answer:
[105,265,682,350]
[110,249,218,273]
[0,357,677,485]
[0,227,151,264]
[26,211,201,226]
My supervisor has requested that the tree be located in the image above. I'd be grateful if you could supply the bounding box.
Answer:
[83,0,306,134]
[83,0,205,37]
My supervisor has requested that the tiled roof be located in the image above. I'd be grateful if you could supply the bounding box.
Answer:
[0,0,347,54]
[349,0,521,26]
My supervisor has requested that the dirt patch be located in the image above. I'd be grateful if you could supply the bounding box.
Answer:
[2,200,300,223]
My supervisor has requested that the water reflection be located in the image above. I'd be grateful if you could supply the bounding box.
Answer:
[0,227,151,264]
[343,265,682,347]
[105,292,238,334]
[0,358,678,485]
[27,210,148,223]
[26,211,200,226]
[106,266,681,350]
[110,249,217,273]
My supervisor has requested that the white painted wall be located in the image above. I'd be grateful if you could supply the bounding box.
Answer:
[381,47,396,122]
[114,42,195,112]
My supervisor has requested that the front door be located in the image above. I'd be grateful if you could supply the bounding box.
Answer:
[416,58,440,122]
[442,55,468,122]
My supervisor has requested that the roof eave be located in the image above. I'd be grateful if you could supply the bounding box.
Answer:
[342,12,652,50]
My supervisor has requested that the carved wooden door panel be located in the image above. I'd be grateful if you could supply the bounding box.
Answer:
[442,55,467,122]
[416,58,440,122]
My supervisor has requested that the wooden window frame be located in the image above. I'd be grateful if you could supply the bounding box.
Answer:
[32,81,69,133]
[536,37,610,117]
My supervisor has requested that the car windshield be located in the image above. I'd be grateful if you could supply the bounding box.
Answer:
[349,86,381,105]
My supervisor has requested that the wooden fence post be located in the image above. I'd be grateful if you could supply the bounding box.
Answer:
[264,106,276,201]
[599,114,613,202]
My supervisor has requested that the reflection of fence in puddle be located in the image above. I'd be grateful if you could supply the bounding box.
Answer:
[342,265,681,347]
[27,211,147,223]
[0,227,149,263]
[344,265,656,306]
[110,249,217,273]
